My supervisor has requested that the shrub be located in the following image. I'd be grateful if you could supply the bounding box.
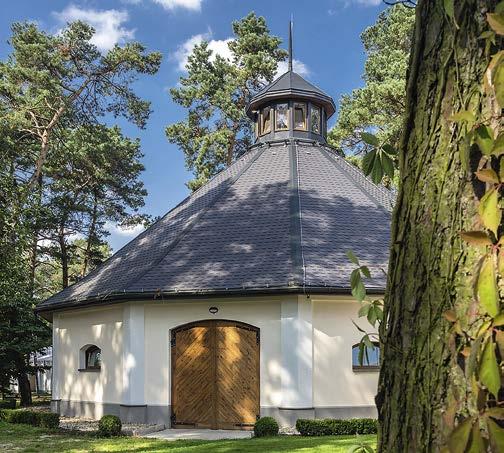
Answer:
[98,414,122,437]
[2,409,38,425]
[254,416,279,437]
[0,399,16,409]
[36,412,60,429]
[296,418,378,436]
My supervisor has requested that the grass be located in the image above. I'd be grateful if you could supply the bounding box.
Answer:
[0,421,376,452]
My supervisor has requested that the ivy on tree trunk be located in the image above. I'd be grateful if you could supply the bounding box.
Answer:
[377,0,500,451]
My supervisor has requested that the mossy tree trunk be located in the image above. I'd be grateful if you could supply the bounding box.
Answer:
[377,0,498,451]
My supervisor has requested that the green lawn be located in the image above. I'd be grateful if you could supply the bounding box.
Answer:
[0,421,376,452]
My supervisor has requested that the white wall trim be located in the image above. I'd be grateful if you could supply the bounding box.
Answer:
[122,304,145,406]
[280,296,313,408]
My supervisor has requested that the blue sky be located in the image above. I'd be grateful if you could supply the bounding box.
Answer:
[0,0,386,251]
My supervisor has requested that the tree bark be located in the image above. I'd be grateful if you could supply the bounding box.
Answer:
[17,369,32,407]
[58,226,69,289]
[82,191,98,277]
[377,1,497,451]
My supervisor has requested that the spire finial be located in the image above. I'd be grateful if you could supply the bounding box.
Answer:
[288,18,293,72]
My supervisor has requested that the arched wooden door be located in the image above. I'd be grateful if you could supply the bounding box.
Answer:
[171,320,260,430]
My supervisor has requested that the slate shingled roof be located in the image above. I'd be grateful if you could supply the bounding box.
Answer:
[36,140,394,314]
[246,71,336,118]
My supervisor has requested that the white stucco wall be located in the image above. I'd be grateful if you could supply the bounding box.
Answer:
[53,306,123,405]
[143,298,283,409]
[53,294,378,412]
[312,296,379,407]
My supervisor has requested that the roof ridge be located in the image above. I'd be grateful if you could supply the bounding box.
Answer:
[121,147,266,293]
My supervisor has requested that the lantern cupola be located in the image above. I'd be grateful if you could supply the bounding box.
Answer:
[246,22,336,144]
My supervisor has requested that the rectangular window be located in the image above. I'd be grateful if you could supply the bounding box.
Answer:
[294,103,307,130]
[261,107,271,135]
[310,105,321,134]
[275,103,289,131]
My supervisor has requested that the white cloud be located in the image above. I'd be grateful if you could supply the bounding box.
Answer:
[355,0,381,5]
[174,32,310,79]
[152,0,202,11]
[53,5,135,52]
[105,221,145,237]
[173,31,232,71]
[276,59,310,78]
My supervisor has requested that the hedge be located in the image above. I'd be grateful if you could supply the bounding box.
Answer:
[296,418,378,436]
[98,414,122,437]
[0,399,16,409]
[254,416,279,437]
[0,409,60,429]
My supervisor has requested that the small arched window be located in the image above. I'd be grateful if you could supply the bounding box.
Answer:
[79,345,101,371]
[352,342,380,371]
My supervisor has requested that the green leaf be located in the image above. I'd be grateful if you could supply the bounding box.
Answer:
[497,1,504,14]
[449,110,476,129]
[488,13,504,35]
[362,149,377,176]
[347,250,360,266]
[361,132,379,147]
[352,278,366,302]
[493,59,504,109]
[488,417,504,452]
[381,152,395,179]
[475,168,499,183]
[479,338,501,397]
[493,312,504,326]
[360,266,371,278]
[381,143,397,155]
[477,254,500,317]
[367,306,377,326]
[358,303,371,317]
[466,423,486,453]
[494,133,504,157]
[448,417,473,453]
[460,231,492,247]
[495,329,504,361]
[371,152,384,184]
[443,0,454,20]
[475,124,495,155]
[479,188,501,236]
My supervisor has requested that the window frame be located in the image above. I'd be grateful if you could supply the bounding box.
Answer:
[274,102,290,131]
[310,104,321,135]
[352,342,380,372]
[293,102,307,131]
[260,106,272,136]
[79,345,102,372]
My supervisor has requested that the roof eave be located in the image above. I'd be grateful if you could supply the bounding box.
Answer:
[246,89,336,119]
[34,284,386,319]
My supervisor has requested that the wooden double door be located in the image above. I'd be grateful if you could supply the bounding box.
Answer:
[171,320,260,430]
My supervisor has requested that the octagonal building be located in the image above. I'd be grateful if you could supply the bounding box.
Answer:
[36,41,393,429]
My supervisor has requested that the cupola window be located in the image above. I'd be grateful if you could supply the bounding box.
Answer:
[293,102,307,130]
[310,105,321,134]
[275,103,289,131]
[260,106,272,135]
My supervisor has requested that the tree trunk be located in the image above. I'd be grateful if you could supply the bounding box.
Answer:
[82,191,98,277]
[377,1,497,451]
[17,369,32,407]
[58,226,69,289]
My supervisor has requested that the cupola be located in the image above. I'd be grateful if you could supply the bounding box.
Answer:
[246,23,336,145]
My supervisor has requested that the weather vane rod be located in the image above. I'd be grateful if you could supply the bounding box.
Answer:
[288,18,293,72]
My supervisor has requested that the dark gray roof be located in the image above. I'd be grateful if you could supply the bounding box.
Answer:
[246,71,336,118]
[36,140,393,314]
